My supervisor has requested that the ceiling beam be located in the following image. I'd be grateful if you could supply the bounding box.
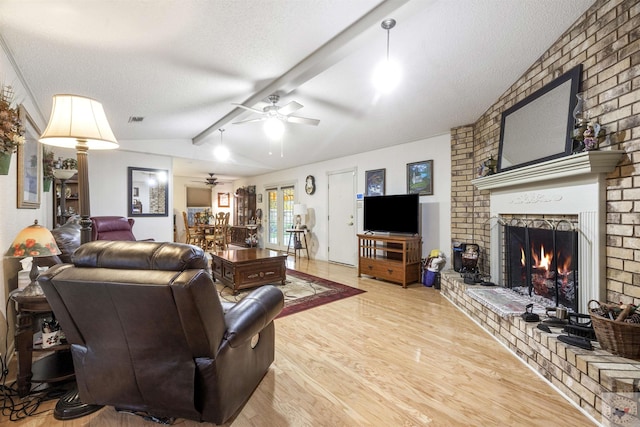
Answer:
[192,0,412,145]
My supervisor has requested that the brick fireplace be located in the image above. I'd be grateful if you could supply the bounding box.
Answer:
[440,150,630,424]
[472,150,623,313]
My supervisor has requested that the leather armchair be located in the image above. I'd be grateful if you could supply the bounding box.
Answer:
[38,241,284,424]
[90,216,139,241]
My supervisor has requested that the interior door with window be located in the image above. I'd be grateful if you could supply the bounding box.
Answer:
[328,169,356,265]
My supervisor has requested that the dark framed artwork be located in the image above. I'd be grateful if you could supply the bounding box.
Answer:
[406,160,433,196]
[17,105,41,209]
[365,168,385,196]
[218,192,230,207]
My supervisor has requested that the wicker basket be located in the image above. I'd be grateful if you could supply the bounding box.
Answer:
[589,300,640,360]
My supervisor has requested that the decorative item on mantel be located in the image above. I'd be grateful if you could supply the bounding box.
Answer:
[571,92,607,153]
[572,121,607,153]
[477,155,497,177]
[0,85,26,175]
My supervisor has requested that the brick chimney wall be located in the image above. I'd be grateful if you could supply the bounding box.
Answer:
[450,0,640,303]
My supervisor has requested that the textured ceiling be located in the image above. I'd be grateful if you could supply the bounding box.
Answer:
[0,0,594,181]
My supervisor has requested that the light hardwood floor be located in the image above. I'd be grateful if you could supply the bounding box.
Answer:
[1,259,596,426]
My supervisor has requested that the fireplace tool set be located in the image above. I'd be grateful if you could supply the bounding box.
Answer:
[535,310,596,350]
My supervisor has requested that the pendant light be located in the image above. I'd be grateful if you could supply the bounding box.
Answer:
[372,18,401,94]
[213,128,230,161]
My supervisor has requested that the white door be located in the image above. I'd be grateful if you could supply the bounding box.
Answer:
[328,169,356,265]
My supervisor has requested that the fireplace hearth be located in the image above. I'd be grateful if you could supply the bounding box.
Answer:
[504,220,578,312]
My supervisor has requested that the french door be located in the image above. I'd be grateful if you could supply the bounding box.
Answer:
[265,184,295,250]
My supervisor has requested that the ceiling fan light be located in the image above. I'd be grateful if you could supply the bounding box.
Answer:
[372,59,401,94]
[213,144,230,161]
[263,117,285,140]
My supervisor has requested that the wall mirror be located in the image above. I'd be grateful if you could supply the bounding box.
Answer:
[498,64,582,172]
[128,167,169,217]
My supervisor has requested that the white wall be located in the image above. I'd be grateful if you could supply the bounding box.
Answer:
[235,132,452,262]
[0,43,50,328]
[89,149,173,242]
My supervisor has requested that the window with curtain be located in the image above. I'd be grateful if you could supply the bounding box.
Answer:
[186,187,212,207]
[186,187,212,225]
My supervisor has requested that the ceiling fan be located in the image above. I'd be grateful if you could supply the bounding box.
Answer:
[232,94,320,127]
[191,173,219,186]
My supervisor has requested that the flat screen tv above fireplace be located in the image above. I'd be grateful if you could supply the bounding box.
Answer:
[363,194,419,235]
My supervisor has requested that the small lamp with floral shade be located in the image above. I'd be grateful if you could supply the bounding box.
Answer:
[5,220,61,297]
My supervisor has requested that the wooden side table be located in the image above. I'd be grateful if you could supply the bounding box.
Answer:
[286,229,310,259]
[10,290,74,397]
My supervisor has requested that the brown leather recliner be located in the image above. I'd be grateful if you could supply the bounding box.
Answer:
[90,216,139,241]
[38,240,284,424]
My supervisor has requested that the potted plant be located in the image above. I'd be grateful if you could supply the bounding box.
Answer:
[61,157,77,170]
[42,148,55,192]
[0,85,25,175]
[52,157,78,182]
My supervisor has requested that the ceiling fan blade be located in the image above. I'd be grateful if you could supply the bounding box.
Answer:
[277,101,303,116]
[232,117,266,125]
[232,103,265,114]
[287,116,320,126]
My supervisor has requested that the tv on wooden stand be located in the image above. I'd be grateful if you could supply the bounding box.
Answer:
[363,193,420,235]
[359,194,422,287]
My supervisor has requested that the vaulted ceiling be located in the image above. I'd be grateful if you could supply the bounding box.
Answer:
[0,0,594,181]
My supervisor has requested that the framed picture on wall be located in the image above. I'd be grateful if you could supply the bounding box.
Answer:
[365,168,385,196]
[17,105,41,209]
[218,192,230,207]
[406,160,433,196]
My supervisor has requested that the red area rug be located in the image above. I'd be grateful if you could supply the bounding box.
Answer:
[216,269,366,318]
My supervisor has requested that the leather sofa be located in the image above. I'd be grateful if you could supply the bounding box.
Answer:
[38,240,284,424]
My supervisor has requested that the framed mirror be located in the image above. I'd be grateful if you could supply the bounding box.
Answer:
[498,64,582,172]
[128,167,169,217]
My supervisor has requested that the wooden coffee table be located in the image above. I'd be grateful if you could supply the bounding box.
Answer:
[211,248,287,293]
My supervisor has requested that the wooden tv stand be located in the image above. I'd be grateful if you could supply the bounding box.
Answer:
[357,234,422,288]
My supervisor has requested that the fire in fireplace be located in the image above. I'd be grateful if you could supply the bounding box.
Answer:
[504,220,579,312]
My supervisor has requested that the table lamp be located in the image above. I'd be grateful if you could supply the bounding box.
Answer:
[5,220,61,297]
[39,94,119,243]
[293,204,307,229]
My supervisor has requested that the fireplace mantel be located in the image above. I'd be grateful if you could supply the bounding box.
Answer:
[470,149,624,312]
[471,150,624,191]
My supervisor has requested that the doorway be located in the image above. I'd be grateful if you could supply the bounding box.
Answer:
[265,185,295,251]
[328,168,356,265]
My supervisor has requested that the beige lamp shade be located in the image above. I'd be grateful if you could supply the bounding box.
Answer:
[39,94,119,149]
[293,204,307,216]
[6,220,61,258]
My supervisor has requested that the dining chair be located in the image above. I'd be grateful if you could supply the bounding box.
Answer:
[182,211,204,247]
[205,212,227,250]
